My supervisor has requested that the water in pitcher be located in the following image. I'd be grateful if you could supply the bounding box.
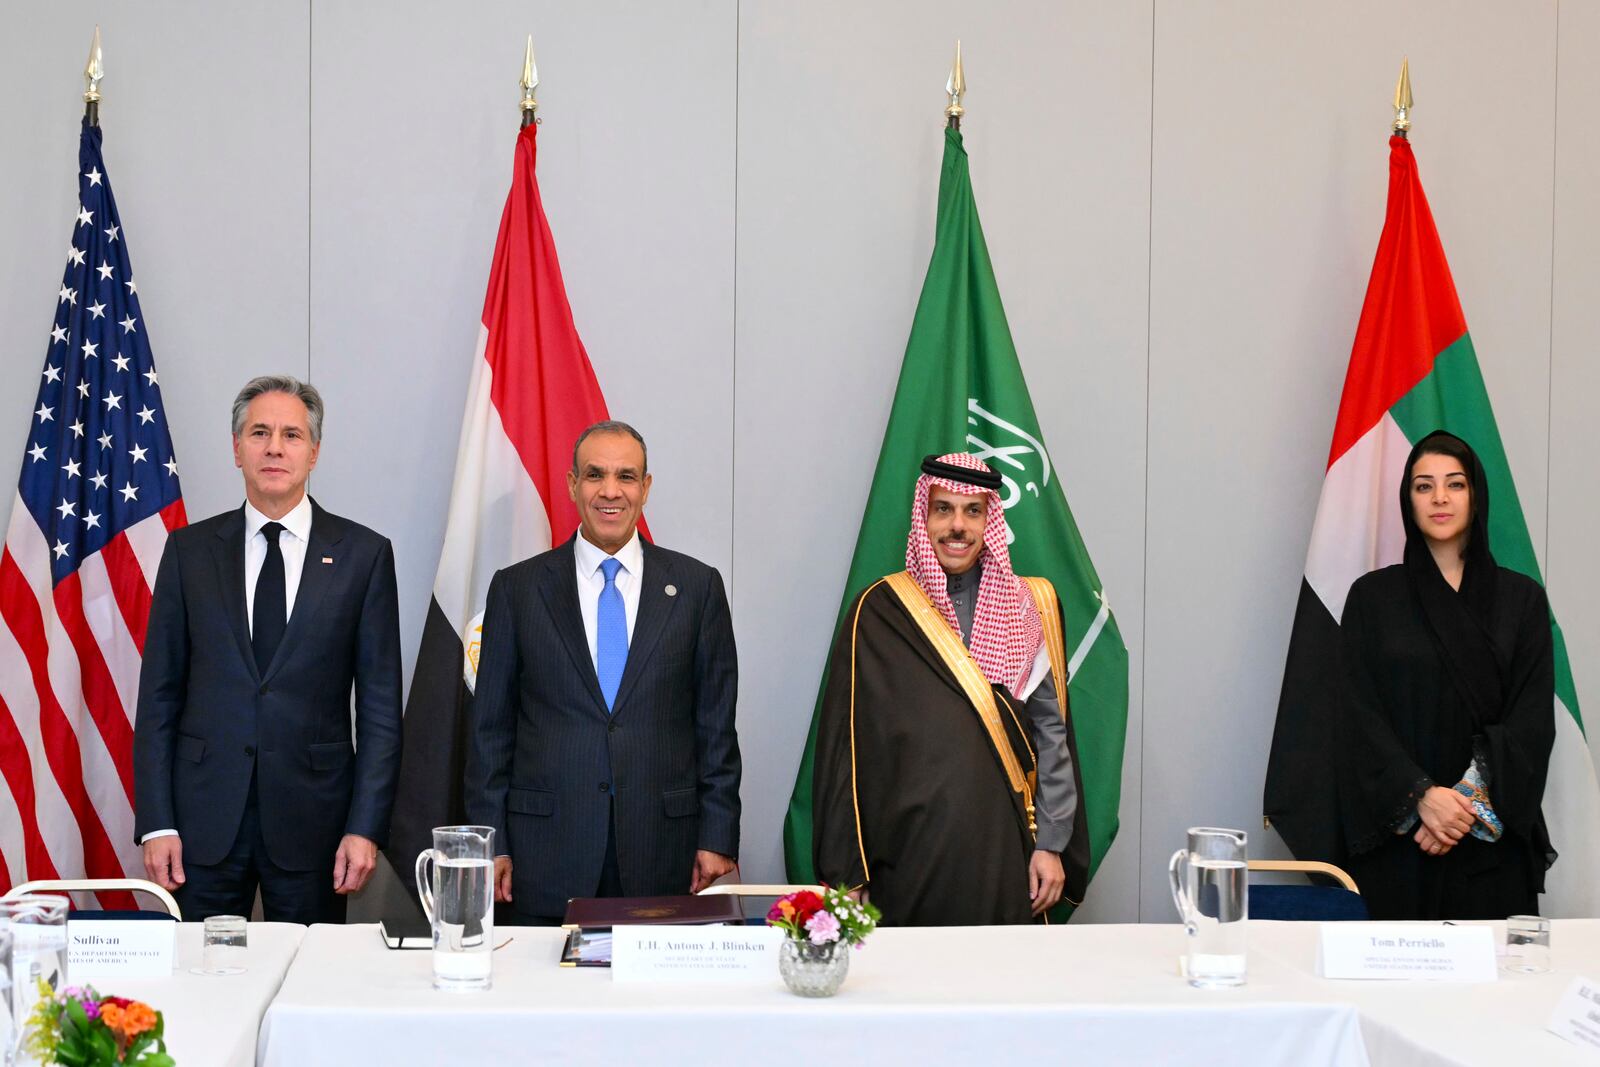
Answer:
[1185,858,1247,985]
[432,856,494,989]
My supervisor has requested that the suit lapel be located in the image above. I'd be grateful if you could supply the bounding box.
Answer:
[539,539,608,713]
[210,507,257,682]
[262,499,344,684]
[612,542,677,715]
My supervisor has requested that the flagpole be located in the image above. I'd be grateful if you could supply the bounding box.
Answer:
[520,33,539,129]
[83,25,103,128]
[1392,56,1412,138]
[945,40,964,130]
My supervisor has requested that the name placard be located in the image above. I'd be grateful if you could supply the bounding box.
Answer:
[1316,923,1496,982]
[611,925,783,984]
[67,921,176,978]
[1547,977,1600,1054]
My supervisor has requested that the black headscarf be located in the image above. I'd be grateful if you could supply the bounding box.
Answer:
[1399,430,1505,733]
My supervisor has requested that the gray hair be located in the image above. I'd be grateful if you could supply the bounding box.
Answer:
[231,375,325,444]
[571,420,647,474]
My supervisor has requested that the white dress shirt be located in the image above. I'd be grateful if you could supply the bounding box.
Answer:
[142,494,315,845]
[574,529,643,669]
[244,494,314,635]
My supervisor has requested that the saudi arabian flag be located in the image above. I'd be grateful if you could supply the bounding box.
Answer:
[782,127,1129,909]
[1266,133,1600,917]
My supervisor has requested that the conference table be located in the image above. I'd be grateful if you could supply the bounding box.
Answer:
[110,922,303,1067]
[253,918,1600,1066]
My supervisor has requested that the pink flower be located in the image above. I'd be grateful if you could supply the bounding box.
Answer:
[805,909,841,945]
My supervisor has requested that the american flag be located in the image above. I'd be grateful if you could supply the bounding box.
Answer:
[0,118,185,896]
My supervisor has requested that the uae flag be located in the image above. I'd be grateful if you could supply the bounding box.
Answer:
[782,126,1129,914]
[1265,133,1600,916]
[386,121,644,878]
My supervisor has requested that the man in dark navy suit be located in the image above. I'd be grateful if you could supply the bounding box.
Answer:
[133,376,402,924]
[465,421,740,924]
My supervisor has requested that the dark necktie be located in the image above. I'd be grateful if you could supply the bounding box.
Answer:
[253,521,287,673]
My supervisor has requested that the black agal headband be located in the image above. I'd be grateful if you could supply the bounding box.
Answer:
[920,455,1002,492]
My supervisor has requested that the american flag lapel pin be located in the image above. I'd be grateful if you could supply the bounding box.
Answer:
[321,556,333,565]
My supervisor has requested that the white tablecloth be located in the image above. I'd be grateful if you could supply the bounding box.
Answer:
[257,919,1600,1067]
[108,922,303,1067]
[1252,919,1600,1067]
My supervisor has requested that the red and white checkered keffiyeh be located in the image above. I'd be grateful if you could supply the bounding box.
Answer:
[906,452,1043,695]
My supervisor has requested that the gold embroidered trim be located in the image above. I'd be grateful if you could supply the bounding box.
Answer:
[1022,576,1069,718]
[1022,576,1086,909]
[885,571,1029,801]
[996,691,1036,765]
[848,578,891,885]
[996,691,1039,835]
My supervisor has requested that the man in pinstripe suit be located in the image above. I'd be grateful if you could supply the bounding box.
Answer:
[464,421,741,924]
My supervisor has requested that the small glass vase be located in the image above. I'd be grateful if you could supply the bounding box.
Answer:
[778,938,850,997]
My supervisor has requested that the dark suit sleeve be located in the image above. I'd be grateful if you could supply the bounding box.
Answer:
[343,538,404,845]
[132,538,189,842]
[463,569,518,850]
[692,568,741,858]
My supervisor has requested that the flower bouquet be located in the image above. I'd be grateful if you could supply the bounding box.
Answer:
[21,982,174,1066]
[765,886,880,997]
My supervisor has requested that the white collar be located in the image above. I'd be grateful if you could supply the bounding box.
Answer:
[244,494,314,544]
[574,528,643,578]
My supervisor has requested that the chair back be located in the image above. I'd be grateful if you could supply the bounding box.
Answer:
[4,878,182,921]
[1246,860,1366,922]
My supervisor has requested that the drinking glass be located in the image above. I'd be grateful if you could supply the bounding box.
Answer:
[1502,914,1551,975]
[195,914,248,976]
[1168,827,1248,988]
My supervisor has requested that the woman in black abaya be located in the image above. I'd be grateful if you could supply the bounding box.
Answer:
[1337,430,1556,920]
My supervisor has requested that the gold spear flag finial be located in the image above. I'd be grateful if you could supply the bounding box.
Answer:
[1392,56,1413,135]
[84,25,104,103]
[83,25,104,126]
[520,34,539,127]
[945,39,965,128]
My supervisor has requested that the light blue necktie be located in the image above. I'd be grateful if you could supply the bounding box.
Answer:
[596,557,628,712]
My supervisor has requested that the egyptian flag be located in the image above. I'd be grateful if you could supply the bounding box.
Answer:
[386,122,646,879]
[1265,134,1600,916]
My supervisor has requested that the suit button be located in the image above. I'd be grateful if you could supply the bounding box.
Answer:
[258,684,268,695]
[244,745,255,757]
[608,722,617,733]
[598,782,609,793]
